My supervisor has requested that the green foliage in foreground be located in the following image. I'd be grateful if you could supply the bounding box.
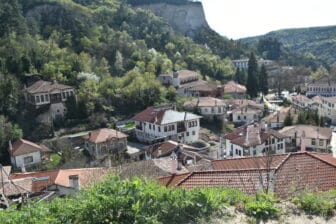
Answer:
[293,190,336,217]
[0,176,282,223]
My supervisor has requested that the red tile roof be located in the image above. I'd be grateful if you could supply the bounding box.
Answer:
[10,167,112,192]
[183,97,226,108]
[145,140,198,158]
[224,123,285,147]
[131,106,168,124]
[9,139,52,156]
[212,154,289,170]
[279,125,332,140]
[26,80,73,94]
[82,128,128,144]
[158,152,336,197]
[159,70,199,80]
[224,81,246,94]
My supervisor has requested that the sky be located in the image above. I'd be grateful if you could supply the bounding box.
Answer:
[202,0,336,39]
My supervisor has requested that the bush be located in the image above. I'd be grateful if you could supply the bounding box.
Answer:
[245,192,280,220]
[293,191,336,217]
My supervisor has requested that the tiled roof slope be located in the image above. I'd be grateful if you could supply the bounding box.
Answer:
[26,80,73,94]
[279,125,332,140]
[158,152,336,198]
[82,128,128,144]
[9,139,52,156]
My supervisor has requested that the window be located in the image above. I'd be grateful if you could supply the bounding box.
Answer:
[70,91,74,96]
[186,132,189,136]
[272,138,275,144]
[41,95,44,102]
[45,94,49,101]
[211,107,215,113]
[24,156,33,164]
[253,150,256,156]
[62,92,66,99]
[149,124,151,130]
[312,139,316,145]
[237,115,240,120]
[164,126,167,132]
[218,107,221,113]
[171,125,175,131]
[319,139,324,146]
[66,92,70,97]
[244,116,247,120]
[192,131,195,135]
[204,108,208,112]
[158,127,161,132]
[36,95,40,103]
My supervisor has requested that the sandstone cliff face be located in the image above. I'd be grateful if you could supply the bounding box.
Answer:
[137,2,209,37]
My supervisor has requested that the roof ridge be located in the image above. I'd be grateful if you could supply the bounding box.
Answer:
[175,172,194,186]
[306,152,336,168]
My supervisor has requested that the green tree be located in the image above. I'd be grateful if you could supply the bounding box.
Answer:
[247,52,258,98]
[284,111,293,126]
[0,115,22,164]
[259,65,268,95]
[114,50,125,76]
[257,37,281,60]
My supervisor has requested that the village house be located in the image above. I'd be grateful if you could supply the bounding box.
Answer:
[158,151,336,198]
[279,125,332,153]
[183,97,226,120]
[290,94,312,110]
[82,128,128,160]
[223,81,246,98]
[8,139,52,169]
[262,106,298,129]
[231,104,264,125]
[306,76,336,97]
[157,70,222,97]
[232,58,274,70]
[24,80,76,122]
[317,96,336,125]
[132,106,201,144]
[223,123,286,158]
[5,167,111,200]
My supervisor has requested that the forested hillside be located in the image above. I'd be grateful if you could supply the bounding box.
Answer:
[241,25,336,67]
[0,0,248,161]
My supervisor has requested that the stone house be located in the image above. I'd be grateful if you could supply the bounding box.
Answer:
[24,80,75,122]
[82,128,128,160]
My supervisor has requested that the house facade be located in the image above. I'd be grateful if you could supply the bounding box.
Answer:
[306,76,336,97]
[24,80,76,122]
[231,105,264,125]
[132,106,201,144]
[224,123,286,158]
[157,70,199,87]
[83,128,128,160]
[279,125,332,153]
[8,139,51,168]
[317,96,336,124]
[183,97,226,120]
[262,106,298,129]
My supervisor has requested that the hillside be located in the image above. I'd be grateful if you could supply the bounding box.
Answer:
[241,25,336,66]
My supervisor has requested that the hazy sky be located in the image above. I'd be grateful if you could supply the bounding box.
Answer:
[202,0,336,39]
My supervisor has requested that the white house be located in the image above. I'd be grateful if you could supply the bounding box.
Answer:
[290,94,312,110]
[231,104,264,125]
[279,125,332,153]
[82,128,128,160]
[8,139,52,168]
[183,97,226,120]
[317,97,336,125]
[132,106,201,144]
[157,70,199,87]
[306,76,336,97]
[224,123,286,158]
[262,106,298,129]
[24,80,76,122]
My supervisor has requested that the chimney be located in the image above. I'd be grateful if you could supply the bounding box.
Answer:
[8,140,13,153]
[300,137,306,152]
[157,149,162,157]
[276,110,280,123]
[173,71,179,78]
[177,160,182,170]
[69,175,80,190]
[88,132,92,140]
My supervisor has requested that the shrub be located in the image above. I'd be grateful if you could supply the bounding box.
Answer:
[245,192,280,220]
[292,191,336,217]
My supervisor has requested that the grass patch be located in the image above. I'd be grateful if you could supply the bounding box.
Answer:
[292,190,336,217]
[42,153,62,170]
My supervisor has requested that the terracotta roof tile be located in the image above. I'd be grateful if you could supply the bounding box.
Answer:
[82,128,128,144]
[159,70,199,80]
[158,173,191,187]
[212,154,289,170]
[26,80,73,94]
[183,97,226,108]
[279,125,332,140]
[9,139,52,156]
[224,81,246,94]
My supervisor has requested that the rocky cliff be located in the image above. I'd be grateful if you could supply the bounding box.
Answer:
[136,2,209,37]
